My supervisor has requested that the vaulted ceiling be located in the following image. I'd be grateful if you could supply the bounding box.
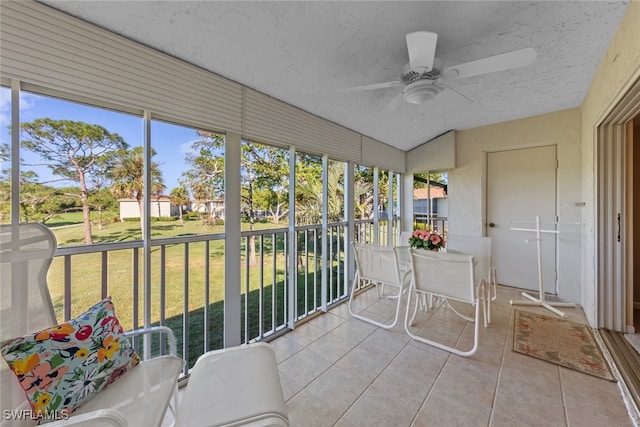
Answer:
[41,1,630,151]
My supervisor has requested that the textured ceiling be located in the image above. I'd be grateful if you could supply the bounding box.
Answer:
[41,1,629,151]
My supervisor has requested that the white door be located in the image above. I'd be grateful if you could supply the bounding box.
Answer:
[487,146,557,293]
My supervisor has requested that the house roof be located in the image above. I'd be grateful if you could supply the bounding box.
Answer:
[414,187,446,200]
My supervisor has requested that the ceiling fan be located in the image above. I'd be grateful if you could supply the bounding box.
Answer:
[339,31,537,109]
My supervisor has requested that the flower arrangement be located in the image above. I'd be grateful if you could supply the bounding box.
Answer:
[408,228,445,251]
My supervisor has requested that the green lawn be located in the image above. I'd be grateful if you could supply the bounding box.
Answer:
[45,211,87,227]
[46,214,343,367]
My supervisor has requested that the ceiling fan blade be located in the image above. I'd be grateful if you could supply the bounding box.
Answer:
[382,92,405,114]
[338,81,403,93]
[442,47,537,80]
[406,31,438,72]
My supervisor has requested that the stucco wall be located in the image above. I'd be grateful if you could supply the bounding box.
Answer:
[581,1,640,326]
[449,108,582,302]
[119,201,140,219]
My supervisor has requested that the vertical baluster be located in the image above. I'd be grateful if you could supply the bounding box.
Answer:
[259,234,264,340]
[283,232,288,329]
[337,225,342,300]
[183,243,189,374]
[160,245,166,356]
[272,232,277,334]
[304,229,308,318]
[204,240,210,353]
[329,226,334,303]
[244,235,249,344]
[64,255,71,322]
[101,251,108,299]
[313,228,318,312]
[132,248,139,352]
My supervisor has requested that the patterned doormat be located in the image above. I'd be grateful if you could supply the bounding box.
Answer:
[513,310,615,381]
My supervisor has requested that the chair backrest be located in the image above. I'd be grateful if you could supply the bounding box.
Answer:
[0,223,58,341]
[409,249,476,304]
[1,223,58,425]
[445,235,492,285]
[399,231,412,246]
[352,242,401,286]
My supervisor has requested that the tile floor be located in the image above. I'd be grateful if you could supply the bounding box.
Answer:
[270,285,635,426]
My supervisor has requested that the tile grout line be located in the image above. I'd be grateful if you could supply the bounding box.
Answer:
[281,314,379,405]
[558,367,571,427]
[408,350,452,426]
[333,329,418,426]
[487,305,515,427]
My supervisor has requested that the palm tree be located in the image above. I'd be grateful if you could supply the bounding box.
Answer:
[170,186,190,223]
[110,146,164,238]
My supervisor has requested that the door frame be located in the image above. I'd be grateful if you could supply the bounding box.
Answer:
[596,75,640,332]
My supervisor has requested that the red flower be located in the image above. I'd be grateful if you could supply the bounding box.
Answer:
[75,325,93,341]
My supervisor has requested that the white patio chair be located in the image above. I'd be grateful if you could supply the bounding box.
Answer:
[446,235,494,326]
[0,223,184,427]
[175,343,288,427]
[348,242,409,329]
[399,231,412,246]
[404,249,481,357]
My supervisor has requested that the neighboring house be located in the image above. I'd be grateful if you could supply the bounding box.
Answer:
[413,187,447,218]
[118,195,179,219]
[189,198,225,219]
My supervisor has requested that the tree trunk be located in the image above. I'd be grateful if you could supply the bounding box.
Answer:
[78,173,93,244]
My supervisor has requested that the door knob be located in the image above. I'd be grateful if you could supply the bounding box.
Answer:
[488,223,495,228]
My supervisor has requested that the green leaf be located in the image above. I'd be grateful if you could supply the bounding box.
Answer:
[49,394,62,411]
[50,353,65,369]
[3,341,36,355]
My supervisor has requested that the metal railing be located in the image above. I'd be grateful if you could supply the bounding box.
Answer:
[50,223,349,371]
[354,217,401,245]
[413,214,448,235]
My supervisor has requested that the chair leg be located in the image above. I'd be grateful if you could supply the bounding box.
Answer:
[349,271,404,330]
[489,267,498,324]
[477,280,488,328]
[404,288,480,357]
[409,294,421,326]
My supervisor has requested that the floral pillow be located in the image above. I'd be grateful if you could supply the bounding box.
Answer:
[0,298,140,424]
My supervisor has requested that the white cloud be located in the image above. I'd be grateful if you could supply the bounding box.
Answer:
[19,93,39,111]
[179,139,198,154]
[0,91,41,126]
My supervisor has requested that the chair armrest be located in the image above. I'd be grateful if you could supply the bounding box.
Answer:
[46,409,127,427]
[123,325,177,357]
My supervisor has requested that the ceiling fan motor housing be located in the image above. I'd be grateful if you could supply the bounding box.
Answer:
[402,80,443,104]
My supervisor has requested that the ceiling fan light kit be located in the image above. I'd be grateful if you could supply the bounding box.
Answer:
[403,80,443,104]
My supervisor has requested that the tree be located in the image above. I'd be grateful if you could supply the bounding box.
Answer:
[16,181,71,224]
[88,187,119,229]
[414,172,447,187]
[169,186,190,223]
[295,161,344,224]
[181,136,225,219]
[354,166,375,220]
[0,143,10,223]
[187,132,289,267]
[109,146,165,237]
[20,119,127,244]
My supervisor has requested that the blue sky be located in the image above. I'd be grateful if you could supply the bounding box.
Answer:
[0,86,202,192]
